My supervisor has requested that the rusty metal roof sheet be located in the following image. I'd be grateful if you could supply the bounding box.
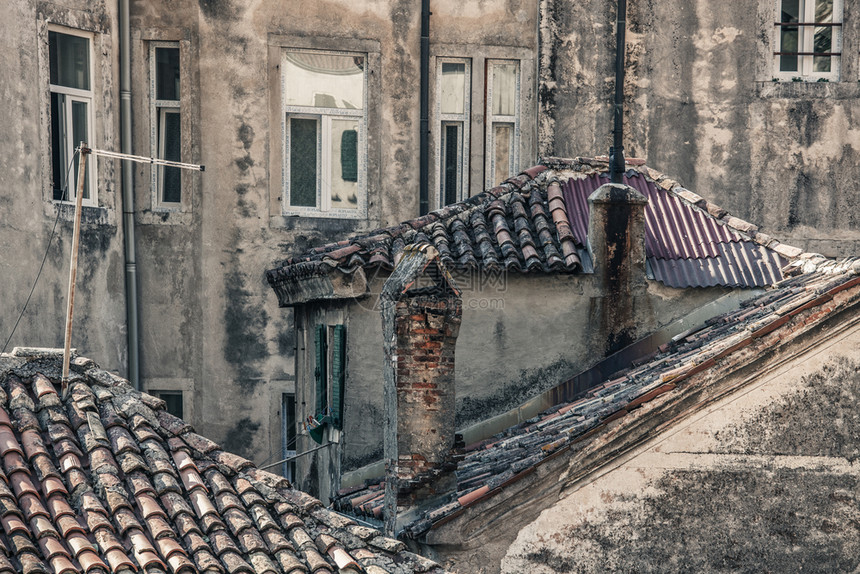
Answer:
[560,171,787,288]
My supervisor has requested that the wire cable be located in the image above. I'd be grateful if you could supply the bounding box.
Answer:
[2,151,79,354]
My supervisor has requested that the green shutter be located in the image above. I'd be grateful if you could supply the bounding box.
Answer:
[314,324,327,417]
[331,325,346,429]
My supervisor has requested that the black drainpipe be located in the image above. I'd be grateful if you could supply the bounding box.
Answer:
[419,0,430,215]
[609,0,627,184]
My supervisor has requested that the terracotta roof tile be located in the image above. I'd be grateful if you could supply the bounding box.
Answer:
[0,351,450,574]
[268,160,800,307]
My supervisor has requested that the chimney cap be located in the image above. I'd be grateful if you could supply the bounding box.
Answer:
[588,182,648,206]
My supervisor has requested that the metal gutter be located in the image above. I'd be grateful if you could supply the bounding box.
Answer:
[119,0,140,389]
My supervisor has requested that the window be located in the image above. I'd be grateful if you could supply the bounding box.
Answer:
[436,59,471,206]
[153,390,183,418]
[281,393,297,482]
[314,324,345,429]
[49,29,96,204]
[485,60,520,188]
[282,50,366,217]
[774,0,842,80]
[150,43,182,206]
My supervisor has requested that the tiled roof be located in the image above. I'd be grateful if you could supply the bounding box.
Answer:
[333,256,860,538]
[266,158,800,306]
[0,350,448,574]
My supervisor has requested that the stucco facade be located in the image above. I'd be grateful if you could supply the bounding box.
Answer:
[540,0,860,256]
[1,0,539,490]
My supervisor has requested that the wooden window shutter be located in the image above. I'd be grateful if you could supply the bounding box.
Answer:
[314,324,327,416]
[331,325,346,429]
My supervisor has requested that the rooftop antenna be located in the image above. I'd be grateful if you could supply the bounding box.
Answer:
[61,143,204,398]
[609,0,627,184]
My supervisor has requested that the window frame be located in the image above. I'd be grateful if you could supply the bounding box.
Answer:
[49,26,97,206]
[485,59,521,189]
[149,41,183,210]
[773,0,843,81]
[435,57,471,207]
[281,49,368,219]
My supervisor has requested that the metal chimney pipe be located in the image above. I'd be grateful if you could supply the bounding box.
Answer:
[610,0,627,184]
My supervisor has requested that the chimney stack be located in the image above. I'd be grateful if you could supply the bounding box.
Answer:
[587,182,649,355]
[380,245,461,535]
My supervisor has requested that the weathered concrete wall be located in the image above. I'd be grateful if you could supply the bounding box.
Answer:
[544,0,860,256]
[0,2,125,370]
[121,0,540,479]
[501,323,860,574]
[299,270,732,498]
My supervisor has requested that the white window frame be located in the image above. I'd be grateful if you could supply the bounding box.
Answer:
[485,59,521,189]
[435,57,471,207]
[149,41,182,209]
[773,0,842,81]
[49,26,97,206]
[281,49,367,219]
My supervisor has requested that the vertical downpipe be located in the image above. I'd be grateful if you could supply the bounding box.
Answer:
[419,0,430,215]
[609,0,627,184]
[119,0,140,389]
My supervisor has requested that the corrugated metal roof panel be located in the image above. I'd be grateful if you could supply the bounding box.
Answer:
[649,243,786,288]
[560,173,785,289]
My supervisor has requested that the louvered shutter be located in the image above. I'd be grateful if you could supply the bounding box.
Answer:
[314,324,327,416]
[331,325,346,429]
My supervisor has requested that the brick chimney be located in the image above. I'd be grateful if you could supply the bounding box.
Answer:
[587,181,649,355]
[380,245,461,536]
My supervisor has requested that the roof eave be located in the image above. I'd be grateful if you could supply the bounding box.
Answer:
[270,267,368,307]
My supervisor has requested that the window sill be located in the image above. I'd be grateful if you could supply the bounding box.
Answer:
[756,80,860,99]
[137,209,192,226]
[269,215,366,234]
[51,201,114,227]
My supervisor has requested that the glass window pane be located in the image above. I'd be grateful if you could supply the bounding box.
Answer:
[160,109,182,203]
[492,124,514,185]
[71,100,90,199]
[442,123,461,206]
[781,0,799,23]
[156,47,180,101]
[49,32,90,90]
[780,26,799,71]
[284,52,364,109]
[491,62,517,116]
[51,93,67,200]
[157,391,183,418]
[440,62,466,115]
[289,118,318,207]
[815,0,833,23]
[330,119,360,210]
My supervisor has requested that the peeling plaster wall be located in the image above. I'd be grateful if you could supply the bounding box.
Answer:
[0,2,125,370]
[304,272,732,496]
[501,323,860,574]
[1,0,540,500]
[124,0,539,496]
[545,0,860,257]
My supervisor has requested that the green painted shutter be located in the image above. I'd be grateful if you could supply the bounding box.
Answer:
[331,325,346,429]
[314,324,327,417]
